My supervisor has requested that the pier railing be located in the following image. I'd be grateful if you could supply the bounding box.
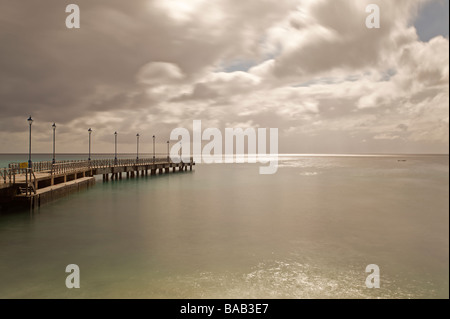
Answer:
[87,157,187,168]
[1,157,194,184]
[51,160,91,175]
[1,168,11,185]
[0,168,36,192]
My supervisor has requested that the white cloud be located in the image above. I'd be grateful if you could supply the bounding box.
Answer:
[0,0,447,154]
[137,62,185,86]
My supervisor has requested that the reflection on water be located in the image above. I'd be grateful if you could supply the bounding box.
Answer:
[168,260,418,299]
[0,154,448,298]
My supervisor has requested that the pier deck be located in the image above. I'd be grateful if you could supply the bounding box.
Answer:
[0,157,195,210]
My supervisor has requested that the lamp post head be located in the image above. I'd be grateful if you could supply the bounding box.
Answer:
[137,133,140,137]
[52,123,56,129]
[114,131,117,136]
[153,135,155,139]
[88,128,92,133]
[27,116,33,125]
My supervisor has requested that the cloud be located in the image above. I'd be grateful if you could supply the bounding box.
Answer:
[137,62,185,86]
[256,0,425,83]
[171,71,261,102]
[0,0,447,154]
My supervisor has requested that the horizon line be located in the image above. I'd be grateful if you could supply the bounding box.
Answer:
[0,152,448,156]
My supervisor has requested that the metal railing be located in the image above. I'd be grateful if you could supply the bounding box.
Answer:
[1,157,194,183]
[0,168,11,184]
[51,160,91,175]
[24,168,37,196]
[0,168,36,194]
[8,161,53,173]
[88,157,173,168]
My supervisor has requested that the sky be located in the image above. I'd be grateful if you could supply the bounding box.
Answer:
[0,0,448,155]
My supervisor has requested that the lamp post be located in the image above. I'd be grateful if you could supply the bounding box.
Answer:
[52,123,56,164]
[88,128,92,161]
[136,133,140,161]
[167,140,170,162]
[152,135,155,163]
[27,116,33,168]
[114,132,118,165]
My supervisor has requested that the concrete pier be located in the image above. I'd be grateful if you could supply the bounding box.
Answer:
[14,177,96,210]
[0,157,195,211]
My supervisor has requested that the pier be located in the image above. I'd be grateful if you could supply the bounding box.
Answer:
[0,157,195,210]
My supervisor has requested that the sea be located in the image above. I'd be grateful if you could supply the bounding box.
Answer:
[0,154,448,298]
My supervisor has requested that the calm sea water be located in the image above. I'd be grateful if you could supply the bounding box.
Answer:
[0,154,448,299]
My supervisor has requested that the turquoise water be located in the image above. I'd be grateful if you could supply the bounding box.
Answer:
[0,154,448,298]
